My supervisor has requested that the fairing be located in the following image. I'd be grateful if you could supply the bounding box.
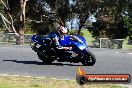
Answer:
[31,34,88,50]
[59,35,88,50]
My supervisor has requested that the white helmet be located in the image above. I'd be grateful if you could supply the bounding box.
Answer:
[58,26,68,34]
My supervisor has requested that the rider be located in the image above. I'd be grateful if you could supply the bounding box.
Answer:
[49,26,72,50]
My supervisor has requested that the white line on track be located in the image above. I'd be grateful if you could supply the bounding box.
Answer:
[115,52,132,55]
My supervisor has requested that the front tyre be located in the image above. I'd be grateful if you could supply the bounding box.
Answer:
[81,50,96,66]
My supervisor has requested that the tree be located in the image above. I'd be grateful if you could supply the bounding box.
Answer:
[26,0,73,34]
[0,0,28,45]
[90,0,132,39]
[73,0,102,34]
[0,0,131,43]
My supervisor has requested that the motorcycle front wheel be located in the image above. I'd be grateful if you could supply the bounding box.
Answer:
[81,50,96,66]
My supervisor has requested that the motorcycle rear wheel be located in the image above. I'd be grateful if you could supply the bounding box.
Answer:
[81,51,96,66]
[37,46,55,64]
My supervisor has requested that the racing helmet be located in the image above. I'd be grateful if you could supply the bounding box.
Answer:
[58,26,68,34]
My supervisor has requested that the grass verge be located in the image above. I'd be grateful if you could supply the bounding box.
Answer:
[122,38,132,50]
[0,75,126,88]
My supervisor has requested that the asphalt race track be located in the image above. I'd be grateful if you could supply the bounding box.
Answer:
[0,45,132,84]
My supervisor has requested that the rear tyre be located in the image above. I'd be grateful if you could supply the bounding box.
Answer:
[37,46,55,64]
[81,51,96,66]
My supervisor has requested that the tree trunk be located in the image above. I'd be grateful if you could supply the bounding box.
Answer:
[78,14,89,35]
[16,0,27,45]
[114,1,123,39]
[78,25,82,35]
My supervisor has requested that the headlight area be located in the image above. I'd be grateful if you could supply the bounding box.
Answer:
[78,45,86,50]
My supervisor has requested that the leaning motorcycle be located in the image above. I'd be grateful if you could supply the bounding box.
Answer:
[31,34,96,66]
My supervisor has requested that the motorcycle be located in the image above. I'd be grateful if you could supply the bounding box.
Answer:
[31,34,96,66]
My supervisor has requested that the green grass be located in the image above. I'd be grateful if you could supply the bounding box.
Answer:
[122,38,132,50]
[124,45,132,49]
[0,75,126,88]
[81,29,94,46]
[81,30,132,49]
[69,29,94,46]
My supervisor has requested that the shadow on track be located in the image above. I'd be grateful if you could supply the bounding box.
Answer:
[3,60,83,66]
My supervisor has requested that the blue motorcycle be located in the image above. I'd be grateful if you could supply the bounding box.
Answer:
[31,34,96,66]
